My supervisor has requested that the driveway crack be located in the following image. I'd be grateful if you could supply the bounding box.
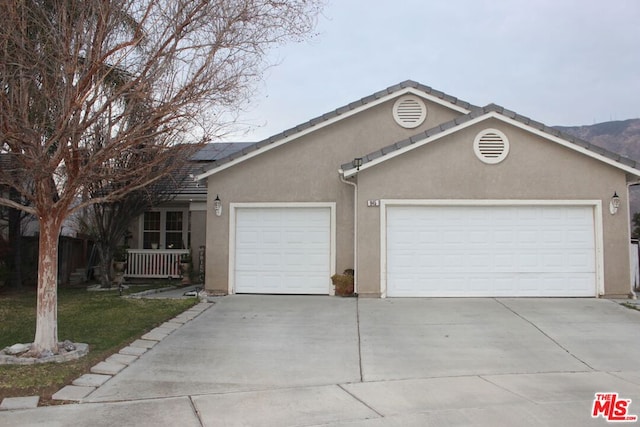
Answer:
[494,299,595,371]
[188,395,205,427]
[338,384,384,418]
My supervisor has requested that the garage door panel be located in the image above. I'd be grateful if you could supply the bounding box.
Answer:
[386,205,596,297]
[541,230,563,244]
[235,207,331,295]
[236,251,262,268]
[495,230,515,244]
[237,230,259,244]
[566,251,595,269]
[566,230,593,245]
[389,273,596,297]
[262,231,282,244]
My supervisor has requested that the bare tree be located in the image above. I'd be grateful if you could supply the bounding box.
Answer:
[81,148,192,288]
[0,0,322,356]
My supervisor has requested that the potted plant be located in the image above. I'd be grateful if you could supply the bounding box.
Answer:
[331,269,354,296]
[113,245,129,273]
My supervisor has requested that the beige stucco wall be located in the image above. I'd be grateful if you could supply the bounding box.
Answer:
[355,118,632,297]
[204,96,464,293]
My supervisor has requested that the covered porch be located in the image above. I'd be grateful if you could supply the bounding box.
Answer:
[124,249,190,279]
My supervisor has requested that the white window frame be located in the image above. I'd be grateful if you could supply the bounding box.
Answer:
[139,208,189,250]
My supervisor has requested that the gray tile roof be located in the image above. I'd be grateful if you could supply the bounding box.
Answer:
[177,143,252,196]
[341,104,640,173]
[198,80,477,174]
[190,142,253,162]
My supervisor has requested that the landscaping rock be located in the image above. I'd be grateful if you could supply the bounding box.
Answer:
[61,340,76,352]
[0,342,89,365]
[5,343,30,355]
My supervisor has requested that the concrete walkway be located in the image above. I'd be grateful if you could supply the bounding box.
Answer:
[2,296,640,426]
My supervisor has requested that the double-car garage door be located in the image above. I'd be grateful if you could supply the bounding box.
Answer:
[386,205,597,297]
[232,204,598,297]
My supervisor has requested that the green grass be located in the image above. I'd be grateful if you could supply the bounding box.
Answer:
[622,302,640,312]
[0,287,198,404]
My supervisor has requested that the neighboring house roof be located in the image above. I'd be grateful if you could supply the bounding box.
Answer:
[339,103,640,178]
[190,142,254,162]
[196,80,477,181]
[175,143,252,198]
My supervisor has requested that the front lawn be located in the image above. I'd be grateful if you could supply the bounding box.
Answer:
[0,287,198,404]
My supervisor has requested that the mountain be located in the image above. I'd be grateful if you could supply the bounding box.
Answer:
[555,118,640,162]
[555,118,640,215]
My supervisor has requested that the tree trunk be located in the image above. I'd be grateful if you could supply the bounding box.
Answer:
[31,216,62,356]
[96,243,113,288]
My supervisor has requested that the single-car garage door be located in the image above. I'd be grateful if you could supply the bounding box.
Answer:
[234,206,331,294]
[386,205,596,297]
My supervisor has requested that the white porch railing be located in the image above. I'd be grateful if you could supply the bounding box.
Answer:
[125,249,189,279]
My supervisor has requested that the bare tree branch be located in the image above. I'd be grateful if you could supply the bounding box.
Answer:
[0,0,323,355]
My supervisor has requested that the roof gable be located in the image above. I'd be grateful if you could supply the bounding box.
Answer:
[340,104,640,178]
[196,80,476,181]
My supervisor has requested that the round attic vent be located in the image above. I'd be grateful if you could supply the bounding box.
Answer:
[473,129,510,164]
[392,95,427,128]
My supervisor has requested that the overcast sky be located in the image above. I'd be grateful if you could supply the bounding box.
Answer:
[224,0,640,142]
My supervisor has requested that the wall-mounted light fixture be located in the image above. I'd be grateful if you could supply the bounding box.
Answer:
[352,157,363,171]
[214,194,222,217]
[609,192,621,215]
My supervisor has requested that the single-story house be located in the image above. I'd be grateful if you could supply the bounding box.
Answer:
[196,80,640,298]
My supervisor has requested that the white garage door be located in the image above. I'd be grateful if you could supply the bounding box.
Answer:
[386,205,596,297]
[235,207,331,294]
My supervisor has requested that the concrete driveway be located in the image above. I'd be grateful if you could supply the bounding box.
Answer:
[3,296,640,426]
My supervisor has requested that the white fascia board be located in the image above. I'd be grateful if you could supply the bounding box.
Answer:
[343,111,640,178]
[497,114,640,178]
[196,88,471,181]
[416,89,471,114]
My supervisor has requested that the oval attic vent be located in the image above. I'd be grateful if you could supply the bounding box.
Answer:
[393,96,427,128]
[473,129,510,164]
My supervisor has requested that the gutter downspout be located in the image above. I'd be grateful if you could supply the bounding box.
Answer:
[627,180,640,299]
[339,171,358,294]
